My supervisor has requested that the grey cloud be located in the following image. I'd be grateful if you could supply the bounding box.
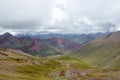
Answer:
[0,20,40,30]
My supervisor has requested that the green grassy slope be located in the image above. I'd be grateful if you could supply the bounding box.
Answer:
[0,49,94,80]
[74,31,120,70]
[0,49,60,80]
[0,49,92,80]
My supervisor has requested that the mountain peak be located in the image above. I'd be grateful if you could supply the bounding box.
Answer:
[2,32,13,37]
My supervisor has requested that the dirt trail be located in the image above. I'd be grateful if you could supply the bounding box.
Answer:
[50,63,106,80]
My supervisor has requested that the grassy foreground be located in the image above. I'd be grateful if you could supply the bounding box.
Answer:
[0,49,120,80]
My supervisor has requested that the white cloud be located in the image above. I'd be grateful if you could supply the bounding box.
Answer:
[0,0,120,34]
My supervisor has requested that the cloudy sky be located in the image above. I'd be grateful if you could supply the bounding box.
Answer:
[0,0,120,34]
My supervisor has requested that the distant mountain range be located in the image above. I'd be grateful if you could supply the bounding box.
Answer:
[74,31,120,70]
[16,32,107,44]
[0,33,80,56]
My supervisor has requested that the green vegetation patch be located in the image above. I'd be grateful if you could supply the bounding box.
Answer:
[56,55,92,69]
[16,59,60,80]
